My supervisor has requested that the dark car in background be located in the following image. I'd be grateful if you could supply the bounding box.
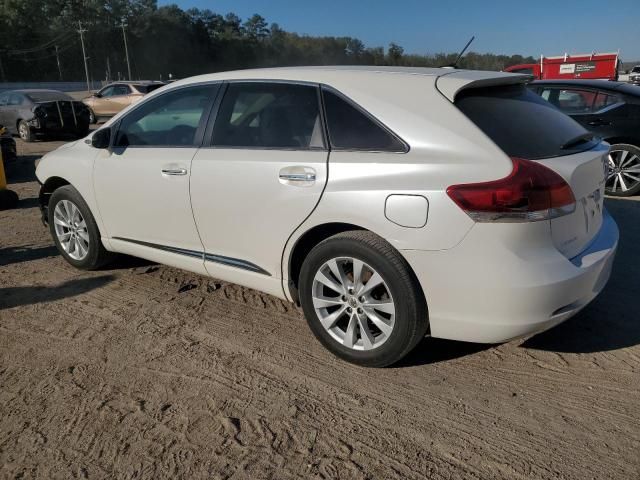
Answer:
[0,89,90,143]
[530,80,640,196]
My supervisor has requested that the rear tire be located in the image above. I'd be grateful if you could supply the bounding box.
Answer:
[48,185,114,270]
[299,230,428,367]
[606,144,640,197]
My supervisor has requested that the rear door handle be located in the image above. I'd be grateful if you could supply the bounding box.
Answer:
[279,166,316,186]
[161,167,188,176]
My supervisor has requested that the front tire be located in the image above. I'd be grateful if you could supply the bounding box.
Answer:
[299,231,428,367]
[18,120,33,142]
[48,185,114,270]
[606,144,640,197]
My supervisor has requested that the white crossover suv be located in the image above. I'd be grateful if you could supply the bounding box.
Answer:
[36,67,618,367]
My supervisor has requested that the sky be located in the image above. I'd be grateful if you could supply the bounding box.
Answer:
[158,0,640,60]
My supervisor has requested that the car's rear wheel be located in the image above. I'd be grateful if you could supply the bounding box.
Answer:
[606,144,640,197]
[299,231,428,367]
[18,120,33,142]
[49,185,114,270]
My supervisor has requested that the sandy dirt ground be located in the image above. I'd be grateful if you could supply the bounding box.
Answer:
[1,137,639,480]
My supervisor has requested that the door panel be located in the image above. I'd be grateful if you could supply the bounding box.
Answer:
[93,84,219,275]
[190,81,328,281]
[190,148,328,278]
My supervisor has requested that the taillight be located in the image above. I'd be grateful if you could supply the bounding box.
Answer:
[446,157,576,222]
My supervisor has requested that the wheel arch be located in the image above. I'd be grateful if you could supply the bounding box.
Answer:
[286,222,425,309]
[38,176,71,223]
[603,137,640,148]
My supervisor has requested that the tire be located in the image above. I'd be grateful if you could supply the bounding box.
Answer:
[48,185,114,270]
[17,120,33,142]
[299,230,428,367]
[0,189,19,210]
[606,144,640,197]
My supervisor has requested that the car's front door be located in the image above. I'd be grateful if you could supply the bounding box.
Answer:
[93,83,220,275]
[190,82,328,291]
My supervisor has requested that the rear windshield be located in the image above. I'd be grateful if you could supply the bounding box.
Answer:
[26,91,72,102]
[455,84,597,159]
[134,84,164,94]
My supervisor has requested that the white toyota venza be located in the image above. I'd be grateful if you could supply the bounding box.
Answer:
[36,67,618,367]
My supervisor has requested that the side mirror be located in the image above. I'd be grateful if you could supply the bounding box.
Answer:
[92,92,101,98]
[91,128,111,149]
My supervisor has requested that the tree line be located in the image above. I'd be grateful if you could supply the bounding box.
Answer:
[0,0,536,83]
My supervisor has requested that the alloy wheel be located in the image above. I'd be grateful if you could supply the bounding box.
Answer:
[53,200,90,261]
[607,148,640,194]
[18,123,29,140]
[311,257,396,351]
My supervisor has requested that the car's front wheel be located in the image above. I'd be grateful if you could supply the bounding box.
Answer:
[48,185,114,270]
[299,231,428,367]
[606,144,640,197]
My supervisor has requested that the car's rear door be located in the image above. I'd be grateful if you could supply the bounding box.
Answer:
[93,83,220,274]
[190,81,328,289]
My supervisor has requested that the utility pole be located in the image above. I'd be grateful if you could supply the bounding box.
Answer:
[54,45,63,80]
[120,21,132,81]
[77,21,90,91]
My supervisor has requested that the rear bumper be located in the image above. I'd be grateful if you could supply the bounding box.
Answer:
[402,209,618,343]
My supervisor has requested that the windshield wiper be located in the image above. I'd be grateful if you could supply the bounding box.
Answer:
[560,133,595,150]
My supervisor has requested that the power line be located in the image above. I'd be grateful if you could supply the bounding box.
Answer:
[2,32,74,55]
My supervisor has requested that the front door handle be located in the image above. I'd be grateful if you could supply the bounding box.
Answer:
[161,167,188,176]
[279,166,316,186]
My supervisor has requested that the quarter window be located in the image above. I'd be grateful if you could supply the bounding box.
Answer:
[114,85,216,147]
[212,83,324,149]
[322,88,406,152]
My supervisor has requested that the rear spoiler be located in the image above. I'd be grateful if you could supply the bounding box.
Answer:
[435,70,534,102]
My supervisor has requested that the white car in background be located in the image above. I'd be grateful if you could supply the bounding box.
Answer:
[36,66,618,367]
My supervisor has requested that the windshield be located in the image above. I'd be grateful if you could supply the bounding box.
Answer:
[455,84,597,159]
[26,91,73,102]
[632,67,640,73]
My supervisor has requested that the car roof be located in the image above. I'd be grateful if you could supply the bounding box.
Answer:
[105,81,165,85]
[8,89,65,94]
[167,66,530,101]
[531,79,640,96]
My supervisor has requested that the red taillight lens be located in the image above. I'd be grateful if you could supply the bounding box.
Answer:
[446,157,576,222]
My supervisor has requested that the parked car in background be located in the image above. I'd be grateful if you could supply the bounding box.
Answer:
[530,80,640,196]
[83,81,165,123]
[35,67,617,367]
[0,90,90,142]
[0,125,17,163]
[629,66,640,85]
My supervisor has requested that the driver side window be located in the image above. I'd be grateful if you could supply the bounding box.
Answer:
[114,84,217,147]
[100,86,116,97]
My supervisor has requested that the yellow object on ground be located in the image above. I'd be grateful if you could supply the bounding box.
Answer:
[0,146,7,190]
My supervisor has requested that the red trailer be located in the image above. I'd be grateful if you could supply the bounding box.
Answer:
[504,52,620,81]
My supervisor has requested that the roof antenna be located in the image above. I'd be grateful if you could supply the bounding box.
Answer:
[442,36,475,69]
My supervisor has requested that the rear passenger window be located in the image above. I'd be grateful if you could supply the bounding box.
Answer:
[212,83,324,149]
[322,89,407,152]
[593,92,620,111]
